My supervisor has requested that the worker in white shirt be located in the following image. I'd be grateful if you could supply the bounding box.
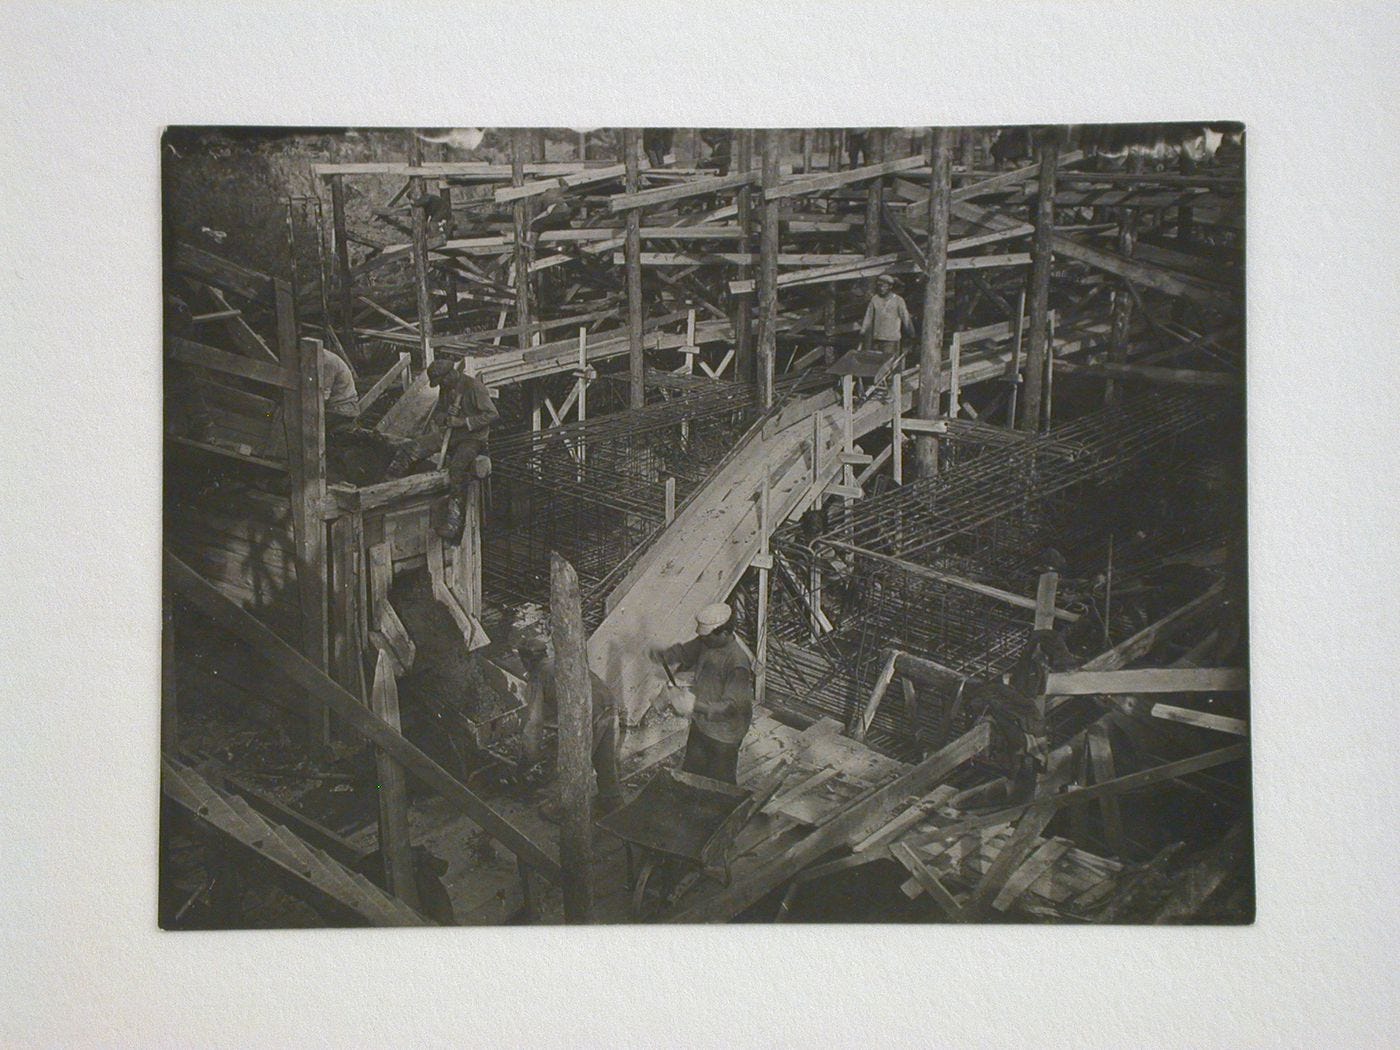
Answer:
[861,274,915,359]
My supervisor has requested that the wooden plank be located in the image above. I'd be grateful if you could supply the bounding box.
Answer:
[820,542,1079,622]
[960,800,1058,917]
[165,550,562,882]
[1050,232,1232,306]
[1053,360,1240,388]
[889,841,965,916]
[667,722,990,922]
[369,650,420,910]
[609,168,761,212]
[852,650,898,742]
[551,553,594,922]
[907,743,1250,851]
[764,154,926,202]
[1149,704,1249,736]
[991,837,1071,911]
[171,242,273,303]
[169,337,293,389]
[1045,667,1248,696]
[357,353,412,414]
[1088,724,1124,854]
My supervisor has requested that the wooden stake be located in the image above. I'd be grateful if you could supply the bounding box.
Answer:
[550,552,594,923]
[624,128,645,407]
[755,472,771,705]
[864,128,884,260]
[758,128,780,408]
[1019,133,1058,431]
[734,130,755,385]
[370,650,420,911]
[328,175,357,356]
[891,369,903,484]
[914,127,953,478]
[409,171,435,369]
[512,129,533,353]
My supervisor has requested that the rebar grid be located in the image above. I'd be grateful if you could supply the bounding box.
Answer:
[483,379,763,626]
[763,389,1237,752]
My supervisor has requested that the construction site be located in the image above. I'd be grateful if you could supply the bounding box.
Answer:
[160,123,1249,927]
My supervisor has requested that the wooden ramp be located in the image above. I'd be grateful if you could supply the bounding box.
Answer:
[589,387,906,725]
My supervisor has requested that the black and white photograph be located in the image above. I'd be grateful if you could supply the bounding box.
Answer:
[160,123,1251,927]
[7,3,1397,1045]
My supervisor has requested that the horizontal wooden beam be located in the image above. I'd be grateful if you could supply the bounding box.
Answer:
[764,154,927,202]
[609,169,761,212]
[1050,232,1233,306]
[165,551,562,882]
[819,541,1079,622]
[171,242,274,303]
[615,251,866,267]
[494,162,628,202]
[1052,360,1241,388]
[1150,703,1249,736]
[169,336,294,390]
[1045,667,1247,696]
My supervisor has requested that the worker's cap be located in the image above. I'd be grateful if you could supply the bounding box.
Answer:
[695,602,732,635]
[875,274,895,288]
[426,360,456,386]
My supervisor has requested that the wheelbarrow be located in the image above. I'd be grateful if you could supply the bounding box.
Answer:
[596,763,791,919]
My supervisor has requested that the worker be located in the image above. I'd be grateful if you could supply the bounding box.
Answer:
[419,358,498,542]
[846,128,871,169]
[517,633,622,821]
[654,603,754,784]
[861,274,915,358]
[643,127,674,168]
[320,345,360,437]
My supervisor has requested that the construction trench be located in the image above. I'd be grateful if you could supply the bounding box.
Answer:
[161,124,1249,927]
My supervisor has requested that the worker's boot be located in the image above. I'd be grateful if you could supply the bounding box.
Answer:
[437,496,465,543]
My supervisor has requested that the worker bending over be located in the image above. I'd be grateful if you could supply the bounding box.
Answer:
[517,634,622,821]
[320,345,361,436]
[395,359,498,543]
[655,603,754,784]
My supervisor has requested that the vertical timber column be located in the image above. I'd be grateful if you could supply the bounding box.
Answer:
[550,552,594,924]
[440,176,460,328]
[734,130,755,386]
[1019,132,1058,432]
[410,174,435,369]
[512,129,533,352]
[1106,152,1146,405]
[757,128,780,408]
[864,128,885,260]
[328,175,357,357]
[624,128,645,407]
[285,320,328,743]
[914,128,953,479]
[960,127,977,177]
[369,651,420,911]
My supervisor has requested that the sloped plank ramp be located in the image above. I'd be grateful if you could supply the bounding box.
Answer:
[590,388,905,725]
[162,756,431,927]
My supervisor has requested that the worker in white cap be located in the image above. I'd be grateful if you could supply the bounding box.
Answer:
[654,602,754,783]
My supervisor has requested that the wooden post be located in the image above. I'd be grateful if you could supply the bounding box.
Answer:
[864,128,885,260]
[754,474,771,705]
[624,128,645,407]
[734,129,755,386]
[663,476,676,524]
[440,181,460,328]
[578,128,587,160]
[1007,288,1026,426]
[1019,132,1058,431]
[840,374,856,507]
[914,128,953,479]
[329,515,365,702]
[328,175,357,357]
[453,482,482,616]
[370,650,420,911]
[550,552,594,923]
[948,331,962,419]
[1034,571,1060,632]
[960,127,977,175]
[280,312,328,743]
[689,127,700,166]
[409,170,435,369]
[512,129,533,353]
[801,128,813,174]
[891,370,903,484]
[757,128,781,408]
[1105,154,1145,405]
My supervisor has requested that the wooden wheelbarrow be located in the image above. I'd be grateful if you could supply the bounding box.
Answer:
[596,764,790,919]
